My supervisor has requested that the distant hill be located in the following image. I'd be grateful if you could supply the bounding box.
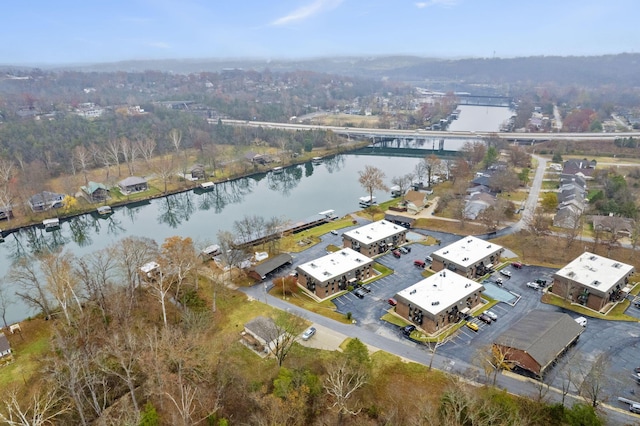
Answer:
[40,53,640,88]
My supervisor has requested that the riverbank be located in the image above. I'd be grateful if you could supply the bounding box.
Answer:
[2,140,370,236]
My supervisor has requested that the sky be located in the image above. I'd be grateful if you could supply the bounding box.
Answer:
[1,0,638,65]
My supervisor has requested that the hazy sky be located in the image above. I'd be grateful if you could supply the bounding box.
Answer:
[2,0,637,65]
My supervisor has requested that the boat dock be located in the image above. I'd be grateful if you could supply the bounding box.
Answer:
[97,206,112,215]
[43,218,60,230]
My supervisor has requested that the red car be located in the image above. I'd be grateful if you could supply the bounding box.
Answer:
[392,250,401,258]
[511,262,523,269]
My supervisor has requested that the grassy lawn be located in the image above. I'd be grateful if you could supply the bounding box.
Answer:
[413,218,487,236]
[499,190,528,203]
[268,286,352,324]
[0,319,52,387]
[541,180,559,190]
[541,291,639,322]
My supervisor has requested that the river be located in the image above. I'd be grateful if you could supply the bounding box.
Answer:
[1,153,423,324]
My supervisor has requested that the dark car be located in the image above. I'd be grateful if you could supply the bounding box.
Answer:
[478,313,492,324]
[353,288,366,299]
[392,250,401,258]
[402,325,416,336]
[534,279,547,286]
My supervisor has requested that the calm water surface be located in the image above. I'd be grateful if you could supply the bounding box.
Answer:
[2,153,421,323]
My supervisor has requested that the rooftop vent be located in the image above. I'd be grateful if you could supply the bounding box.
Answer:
[591,280,601,287]
[589,255,597,261]
[465,283,471,288]
[567,271,575,277]
[612,262,621,268]
[487,245,491,249]
[431,301,440,306]
[468,239,472,243]
[341,251,348,256]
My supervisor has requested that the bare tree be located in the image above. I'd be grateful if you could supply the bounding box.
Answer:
[425,334,451,371]
[424,154,442,187]
[527,207,552,236]
[105,139,121,177]
[120,137,138,176]
[153,155,175,194]
[358,165,388,205]
[578,353,610,408]
[72,145,92,186]
[0,281,12,328]
[323,357,368,424]
[169,128,183,154]
[216,230,248,281]
[255,312,305,367]
[40,251,83,326]
[114,236,159,311]
[136,137,156,163]
[9,256,52,319]
[413,161,427,185]
[159,236,198,307]
[563,208,584,248]
[0,385,70,426]
[99,330,143,414]
[391,173,413,199]
[74,247,117,323]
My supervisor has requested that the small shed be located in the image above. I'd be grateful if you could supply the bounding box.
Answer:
[118,176,148,194]
[0,333,11,358]
[190,164,206,180]
[248,253,293,281]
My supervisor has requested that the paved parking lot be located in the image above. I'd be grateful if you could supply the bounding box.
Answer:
[273,224,640,409]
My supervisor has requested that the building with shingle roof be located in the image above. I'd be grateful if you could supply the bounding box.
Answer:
[493,311,584,377]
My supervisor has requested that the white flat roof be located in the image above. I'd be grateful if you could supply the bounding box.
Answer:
[343,220,405,245]
[554,252,634,293]
[297,248,373,282]
[396,271,484,316]
[432,235,502,268]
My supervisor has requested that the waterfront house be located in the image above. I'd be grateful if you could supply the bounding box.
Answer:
[118,176,148,195]
[242,316,284,356]
[28,191,65,212]
[0,333,11,359]
[404,190,428,214]
[81,181,110,202]
[190,164,206,180]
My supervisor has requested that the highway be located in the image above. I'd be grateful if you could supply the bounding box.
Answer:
[220,118,640,142]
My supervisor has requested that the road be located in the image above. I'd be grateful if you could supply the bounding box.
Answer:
[221,118,640,142]
[241,284,637,425]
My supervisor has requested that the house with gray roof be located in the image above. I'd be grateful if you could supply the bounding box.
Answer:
[0,333,11,359]
[493,311,584,377]
[248,253,293,281]
[28,191,66,212]
[242,316,284,356]
[118,176,148,194]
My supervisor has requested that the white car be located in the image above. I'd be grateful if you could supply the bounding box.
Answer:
[301,327,316,340]
[330,230,339,235]
[500,270,511,277]
[526,281,540,289]
[574,317,587,327]
[485,311,498,321]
